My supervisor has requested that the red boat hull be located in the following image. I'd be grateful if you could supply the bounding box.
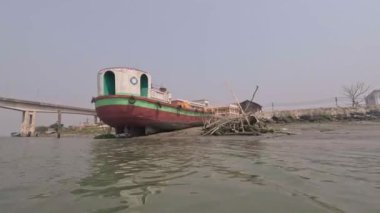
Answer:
[95,96,206,135]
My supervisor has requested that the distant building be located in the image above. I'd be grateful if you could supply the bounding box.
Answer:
[239,100,262,114]
[211,101,262,117]
[211,104,240,116]
[365,90,380,106]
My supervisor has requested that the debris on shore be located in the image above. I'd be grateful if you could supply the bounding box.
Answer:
[202,113,301,136]
[202,84,297,136]
[202,84,265,136]
[202,114,274,136]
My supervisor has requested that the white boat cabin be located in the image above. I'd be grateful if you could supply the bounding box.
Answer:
[98,67,172,103]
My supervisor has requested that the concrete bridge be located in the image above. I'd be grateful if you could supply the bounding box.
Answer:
[0,96,96,137]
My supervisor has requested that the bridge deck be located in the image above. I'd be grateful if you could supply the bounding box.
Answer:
[0,96,96,115]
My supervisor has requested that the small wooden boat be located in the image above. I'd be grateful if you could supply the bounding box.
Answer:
[11,132,21,137]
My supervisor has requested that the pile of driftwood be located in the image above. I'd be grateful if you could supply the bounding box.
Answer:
[202,114,273,136]
[202,84,294,136]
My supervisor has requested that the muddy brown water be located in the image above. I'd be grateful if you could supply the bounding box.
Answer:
[0,121,379,213]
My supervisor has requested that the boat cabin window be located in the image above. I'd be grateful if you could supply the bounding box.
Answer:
[103,71,116,95]
[140,74,148,97]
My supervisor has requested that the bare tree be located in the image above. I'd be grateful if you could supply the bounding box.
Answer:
[343,82,370,107]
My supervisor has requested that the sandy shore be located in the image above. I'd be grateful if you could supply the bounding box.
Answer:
[141,120,380,140]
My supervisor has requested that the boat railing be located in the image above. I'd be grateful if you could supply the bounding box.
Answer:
[150,89,171,103]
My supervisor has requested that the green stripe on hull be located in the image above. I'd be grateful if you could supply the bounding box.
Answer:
[95,98,205,117]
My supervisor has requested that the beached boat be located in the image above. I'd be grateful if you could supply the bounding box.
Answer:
[93,67,210,136]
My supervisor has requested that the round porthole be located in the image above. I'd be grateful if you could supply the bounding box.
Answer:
[130,77,138,85]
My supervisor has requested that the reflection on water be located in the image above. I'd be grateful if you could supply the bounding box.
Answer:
[72,137,266,210]
[70,131,380,213]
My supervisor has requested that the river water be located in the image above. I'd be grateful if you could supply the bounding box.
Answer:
[0,122,379,213]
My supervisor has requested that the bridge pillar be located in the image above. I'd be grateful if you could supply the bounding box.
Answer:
[20,111,36,137]
[57,110,61,138]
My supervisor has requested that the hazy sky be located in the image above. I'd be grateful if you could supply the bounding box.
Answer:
[1,0,380,135]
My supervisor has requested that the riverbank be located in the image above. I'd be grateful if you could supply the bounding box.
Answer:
[37,125,111,138]
[33,106,380,138]
[41,119,380,139]
[259,105,380,123]
[138,119,380,141]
